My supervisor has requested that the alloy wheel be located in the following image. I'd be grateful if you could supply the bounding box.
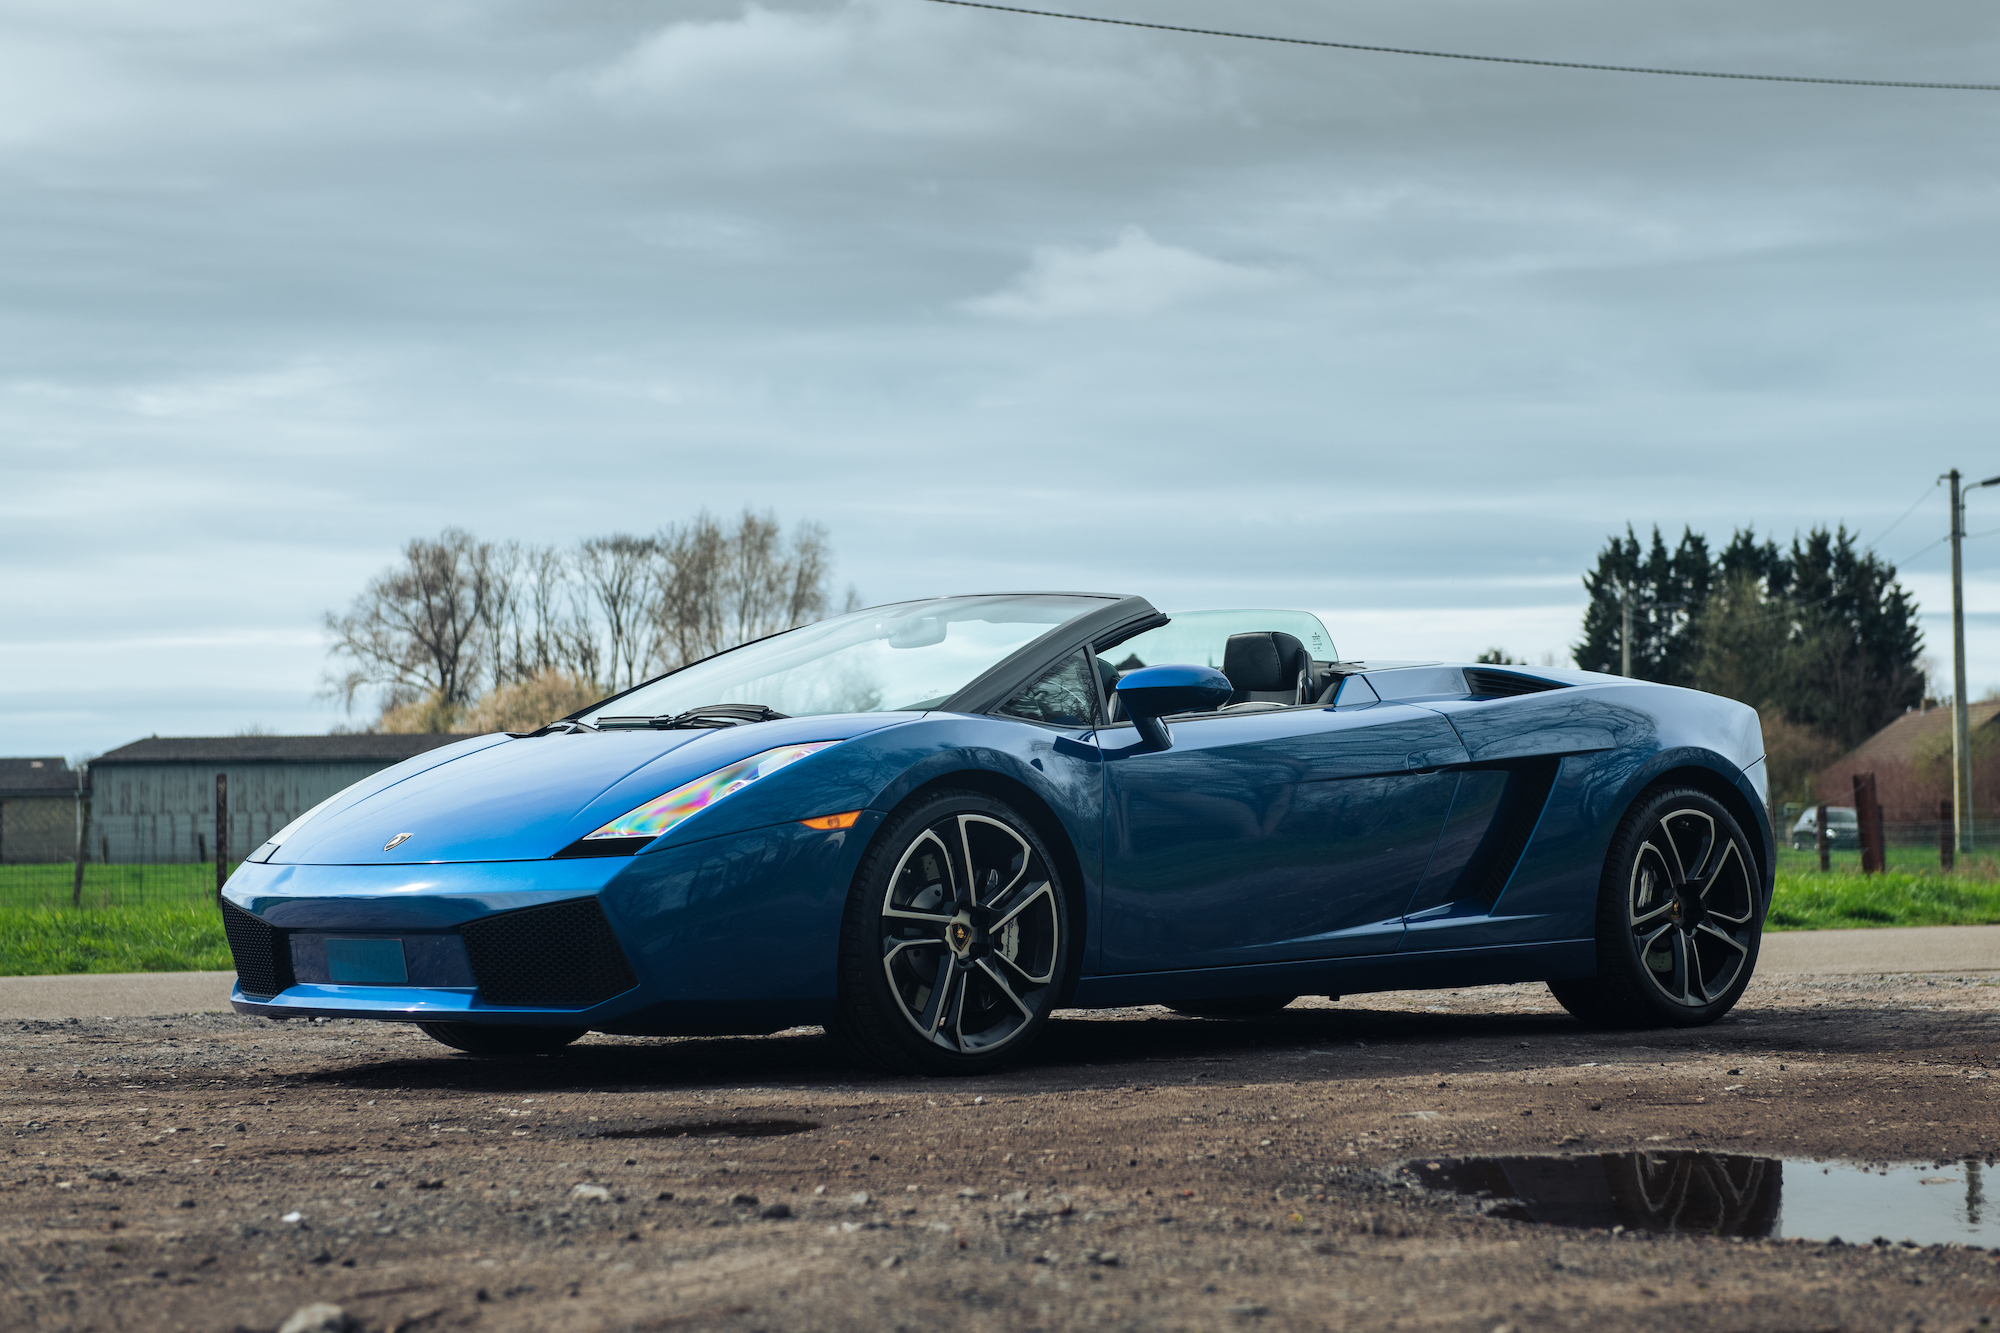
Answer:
[877,813,1062,1055]
[1626,807,1757,1008]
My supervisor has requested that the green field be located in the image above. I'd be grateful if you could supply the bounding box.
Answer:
[0,863,232,976]
[3,854,2000,975]
[0,901,231,976]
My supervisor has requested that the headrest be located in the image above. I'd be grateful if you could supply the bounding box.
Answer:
[1221,632,1309,692]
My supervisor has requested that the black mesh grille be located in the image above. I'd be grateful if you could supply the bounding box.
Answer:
[221,900,294,999]
[460,897,638,1008]
[1465,669,1567,699]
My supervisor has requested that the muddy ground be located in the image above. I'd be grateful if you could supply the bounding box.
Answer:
[7,974,2000,1332]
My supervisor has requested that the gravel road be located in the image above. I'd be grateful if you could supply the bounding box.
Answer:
[8,972,2000,1331]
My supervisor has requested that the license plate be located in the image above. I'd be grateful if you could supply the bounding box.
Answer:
[325,938,408,985]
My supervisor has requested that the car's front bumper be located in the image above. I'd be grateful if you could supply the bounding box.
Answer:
[221,812,884,1033]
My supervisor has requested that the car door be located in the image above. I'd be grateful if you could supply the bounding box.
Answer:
[1098,698,1467,973]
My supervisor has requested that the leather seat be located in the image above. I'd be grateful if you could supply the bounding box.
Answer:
[1220,632,1316,707]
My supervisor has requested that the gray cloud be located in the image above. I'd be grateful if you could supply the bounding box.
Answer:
[4,0,1999,751]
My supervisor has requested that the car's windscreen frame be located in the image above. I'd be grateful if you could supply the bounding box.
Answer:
[570,593,1157,726]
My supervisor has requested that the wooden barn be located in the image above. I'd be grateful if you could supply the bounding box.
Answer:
[87,735,468,865]
[0,757,86,864]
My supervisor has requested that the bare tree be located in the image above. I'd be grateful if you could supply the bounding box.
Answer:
[576,534,659,691]
[508,543,603,686]
[324,528,499,712]
[324,516,849,728]
[647,510,843,670]
[478,541,523,693]
[651,514,726,670]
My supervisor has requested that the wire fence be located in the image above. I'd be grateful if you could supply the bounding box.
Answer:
[0,862,226,910]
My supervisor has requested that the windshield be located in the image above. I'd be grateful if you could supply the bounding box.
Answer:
[1105,609,1338,672]
[583,594,1109,724]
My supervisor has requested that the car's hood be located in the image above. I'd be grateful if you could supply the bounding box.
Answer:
[271,714,912,865]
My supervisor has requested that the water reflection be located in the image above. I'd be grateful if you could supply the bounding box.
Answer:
[1414,1151,1997,1246]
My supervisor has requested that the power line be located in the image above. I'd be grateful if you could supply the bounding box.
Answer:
[1893,535,1949,568]
[924,0,2000,92]
[1867,482,1940,554]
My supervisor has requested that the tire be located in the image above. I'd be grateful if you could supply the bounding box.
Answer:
[417,1023,586,1055]
[1169,996,1297,1018]
[831,790,1074,1075]
[1548,786,1764,1029]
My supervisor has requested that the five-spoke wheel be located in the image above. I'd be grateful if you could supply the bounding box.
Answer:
[834,791,1071,1073]
[1625,804,1758,1009]
[1549,786,1764,1028]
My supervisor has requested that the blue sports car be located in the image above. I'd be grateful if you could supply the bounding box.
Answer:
[223,593,1772,1074]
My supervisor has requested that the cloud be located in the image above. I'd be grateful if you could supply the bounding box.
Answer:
[963,227,1276,320]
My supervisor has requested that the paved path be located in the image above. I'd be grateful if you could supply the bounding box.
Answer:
[1758,924,2000,975]
[0,970,234,1021]
[1,927,1996,1021]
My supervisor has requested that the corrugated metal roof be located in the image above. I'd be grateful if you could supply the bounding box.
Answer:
[0,757,82,798]
[91,735,474,766]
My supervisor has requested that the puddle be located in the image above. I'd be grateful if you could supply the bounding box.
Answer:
[589,1118,820,1141]
[1411,1151,1997,1247]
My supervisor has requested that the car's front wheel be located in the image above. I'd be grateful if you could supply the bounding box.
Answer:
[417,1023,586,1055]
[832,790,1073,1075]
[1548,786,1764,1029]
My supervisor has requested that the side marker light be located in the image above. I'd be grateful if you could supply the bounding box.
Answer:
[800,810,862,831]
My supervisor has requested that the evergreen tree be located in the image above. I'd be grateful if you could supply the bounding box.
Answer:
[1573,525,1712,686]
[1576,522,1925,751]
[1776,526,1925,748]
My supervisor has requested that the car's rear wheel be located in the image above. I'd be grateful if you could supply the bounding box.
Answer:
[417,1023,586,1055]
[832,790,1073,1075]
[1169,996,1297,1018]
[1548,786,1763,1029]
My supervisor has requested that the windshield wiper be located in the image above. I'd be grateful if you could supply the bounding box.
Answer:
[649,704,790,729]
[589,704,791,730]
[522,717,601,737]
[649,703,790,729]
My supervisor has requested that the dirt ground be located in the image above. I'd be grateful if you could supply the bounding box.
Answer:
[8,973,2000,1333]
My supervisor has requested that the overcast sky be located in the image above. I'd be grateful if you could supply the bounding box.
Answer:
[5,0,1999,756]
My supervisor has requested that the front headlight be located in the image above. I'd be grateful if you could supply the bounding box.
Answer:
[564,741,840,856]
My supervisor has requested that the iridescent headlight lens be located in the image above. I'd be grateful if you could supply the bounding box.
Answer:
[582,741,840,844]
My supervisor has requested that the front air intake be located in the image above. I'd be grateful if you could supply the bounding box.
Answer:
[221,900,295,1000]
[459,897,638,1008]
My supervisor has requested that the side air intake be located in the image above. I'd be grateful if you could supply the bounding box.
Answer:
[1462,758,1563,906]
[221,900,295,1000]
[1464,669,1567,699]
[459,897,638,1008]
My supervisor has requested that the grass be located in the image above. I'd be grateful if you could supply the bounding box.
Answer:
[1767,843,2000,931]
[0,900,231,976]
[0,863,232,976]
[1768,870,2000,931]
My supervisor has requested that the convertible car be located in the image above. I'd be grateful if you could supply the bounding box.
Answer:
[222,592,1772,1074]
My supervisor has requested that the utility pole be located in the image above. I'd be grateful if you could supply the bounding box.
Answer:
[1951,469,1971,854]
[1946,470,2000,854]
[1620,580,1633,678]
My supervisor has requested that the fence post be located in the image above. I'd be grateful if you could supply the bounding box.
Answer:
[72,767,90,908]
[1942,798,1956,872]
[1852,772,1883,875]
[1816,803,1830,873]
[214,772,228,899]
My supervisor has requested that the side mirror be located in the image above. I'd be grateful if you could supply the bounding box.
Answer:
[1115,664,1232,750]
